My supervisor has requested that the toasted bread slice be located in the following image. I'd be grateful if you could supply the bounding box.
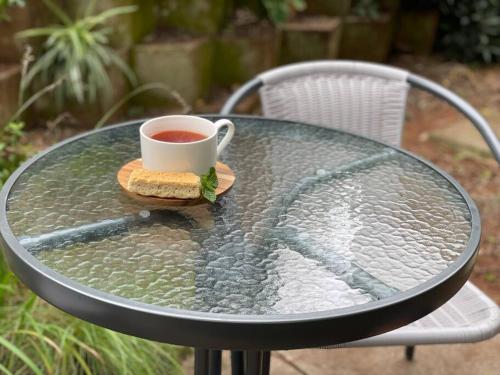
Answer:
[127,168,200,199]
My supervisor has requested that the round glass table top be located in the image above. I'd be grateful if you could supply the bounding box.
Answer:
[2,117,477,319]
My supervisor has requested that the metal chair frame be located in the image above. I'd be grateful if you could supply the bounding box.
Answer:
[220,62,500,370]
[221,61,500,163]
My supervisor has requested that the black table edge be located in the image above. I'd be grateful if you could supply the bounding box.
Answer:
[0,116,481,350]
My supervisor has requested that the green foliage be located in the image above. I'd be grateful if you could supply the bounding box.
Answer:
[437,0,500,63]
[0,36,185,375]
[95,82,191,129]
[17,0,137,109]
[400,0,438,10]
[351,0,380,19]
[0,121,26,187]
[0,95,186,373]
[0,0,25,20]
[0,264,186,374]
[201,167,218,203]
[262,0,306,24]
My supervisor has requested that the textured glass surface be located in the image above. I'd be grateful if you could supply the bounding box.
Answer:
[6,117,472,315]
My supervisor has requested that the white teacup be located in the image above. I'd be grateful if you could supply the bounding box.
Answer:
[140,115,235,175]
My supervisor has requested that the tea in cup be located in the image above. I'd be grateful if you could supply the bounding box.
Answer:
[140,115,235,175]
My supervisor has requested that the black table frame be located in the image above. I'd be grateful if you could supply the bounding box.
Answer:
[0,117,481,374]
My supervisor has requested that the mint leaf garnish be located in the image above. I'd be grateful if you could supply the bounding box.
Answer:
[202,188,216,203]
[200,167,218,203]
[207,167,218,188]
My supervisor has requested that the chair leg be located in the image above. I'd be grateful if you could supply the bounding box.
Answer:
[405,346,415,361]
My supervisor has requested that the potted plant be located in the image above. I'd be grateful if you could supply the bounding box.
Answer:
[157,0,232,35]
[394,0,439,54]
[18,0,137,127]
[276,0,343,63]
[214,8,277,86]
[339,0,395,62]
[132,31,214,109]
[304,0,351,17]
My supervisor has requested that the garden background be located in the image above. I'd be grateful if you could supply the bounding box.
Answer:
[0,0,499,374]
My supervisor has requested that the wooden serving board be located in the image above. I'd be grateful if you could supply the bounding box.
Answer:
[117,159,235,206]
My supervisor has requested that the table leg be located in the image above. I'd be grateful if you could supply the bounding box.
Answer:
[194,349,222,375]
[262,351,271,375]
[209,350,222,375]
[244,351,271,375]
[231,351,244,375]
[195,348,209,375]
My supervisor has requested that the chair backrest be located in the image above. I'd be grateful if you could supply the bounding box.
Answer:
[221,61,500,162]
[257,61,410,146]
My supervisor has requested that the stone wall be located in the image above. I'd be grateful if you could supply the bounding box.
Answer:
[0,0,444,126]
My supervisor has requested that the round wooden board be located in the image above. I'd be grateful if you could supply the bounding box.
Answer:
[117,159,235,206]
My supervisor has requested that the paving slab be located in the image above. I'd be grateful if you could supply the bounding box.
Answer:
[429,110,500,157]
[183,335,500,374]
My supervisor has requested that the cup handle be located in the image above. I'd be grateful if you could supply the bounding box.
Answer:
[214,119,235,156]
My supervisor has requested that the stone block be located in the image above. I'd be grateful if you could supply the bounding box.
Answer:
[214,22,277,86]
[234,0,266,18]
[395,10,439,54]
[158,0,231,35]
[305,0,351,17]
[380,0,400,14]
[339,14,393,62]
[61,0,156,48]
[0,1,48,63]
[429,111,500,157]
[133,37,214,107]
[279,17,342,64]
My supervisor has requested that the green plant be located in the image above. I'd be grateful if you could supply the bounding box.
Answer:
[0,269,186,374]
[0,48,63,188]
[262,0,306,24]
[95,82,191,129]
[400,0,438,10]
[0,0,25,20]
[351,0,381,19]
[0,121,25,187]
[437,0,500,63]
[17,0,137,109]
[200,167,218,203]
[0,48,186,373]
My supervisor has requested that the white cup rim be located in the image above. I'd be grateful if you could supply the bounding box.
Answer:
[140,115,217,146]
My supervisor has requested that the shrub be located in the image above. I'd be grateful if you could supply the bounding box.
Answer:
[351,0,380,19]
[261,0,306,24]
[437,0,500,63]
[0,121,26,187]
[0,265,186,375]
[1,12,186,373]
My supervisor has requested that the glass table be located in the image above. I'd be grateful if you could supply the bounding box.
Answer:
[0,116,480,374]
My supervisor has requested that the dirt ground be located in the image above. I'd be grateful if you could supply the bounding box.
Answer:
[25,54,500,303]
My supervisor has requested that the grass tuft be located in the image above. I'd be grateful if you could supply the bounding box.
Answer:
[0,253,187,374]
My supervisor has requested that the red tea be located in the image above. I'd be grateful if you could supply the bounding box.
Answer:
[151,130,207,143]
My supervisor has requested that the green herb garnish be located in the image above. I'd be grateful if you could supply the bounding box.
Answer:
[200,167,218,203]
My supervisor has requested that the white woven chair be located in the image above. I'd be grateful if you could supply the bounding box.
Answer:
[221,61,500,362]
